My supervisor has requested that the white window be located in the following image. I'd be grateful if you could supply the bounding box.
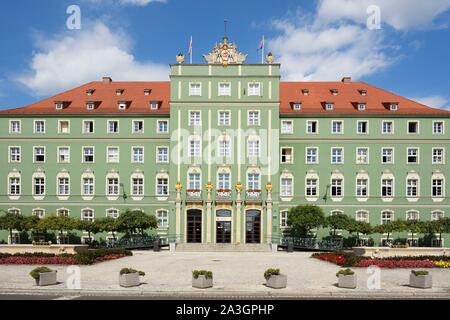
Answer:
[433,148,444,164]
[408,121,419,134]
[432,179,444,197]
[83,121,94,134]
[356,179,368,197]
[133,120,144,134]
[281,147,293,164]
[188,173,201,190]
[389,103,398,111]
[57,209,70,217]
[247,138,260,157]
[331,148,343,164]
[34,147,45,163]
[247,173,260,190]
[158,120,169,133]
[83,147,94,163]
[132,178,144,196]
[107,178,119,196]
[33,209,45,219]
[248,83,261,96]
[107,147,119,163]
[281,120,293,134]
[332,121,343,134]
[218,173,231,190]
[218,137,231,157]
[189,111,201,126]
[9,177,21,196]
[280,210,288,228]
[35,121,45,133]
[58,177,70,196]
[59,121,70,134]
[357,121,368,134]
[381,211,394,224]
[406,211,420,221]
[382,179,393,197]
[307,120,318,134]
[306,147,318,164]
[83,178,94,196]
[82,209,94,222]
[108,121,119,134]
[356,148,369,164]
[218,111,230,126]
[157,178,169,196]
[9,147,21,163]
[189,137,201,157]
[56,147,69,163]
[325,103,334,111]
[281,178,293,197]
[150,101,159,110]
[248,111,260,126]
[331,179,343,197]
[86,102,95,110]
[10,120,21,133]
[357,103,366,111]
[189,83,202,96]
[356,211,369,223]
[293,103,301,111]
[218,82,231,96]
[157,147,169,163]
[406,179,418,197]
[34,177,45,196]
[433,121,444,134]
[157,210,169,228]
[132,147,144,163]
[382,148,394,164]
[431,211,444,221]
[382,121,393,134]
[118,102,127,110]
[407,148,419,164]
[306,179,318,196]
[106,209,119,219]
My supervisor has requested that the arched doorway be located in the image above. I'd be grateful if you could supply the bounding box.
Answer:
[216,209,232,244]
[187,209,202,243]
[246,210,261,244]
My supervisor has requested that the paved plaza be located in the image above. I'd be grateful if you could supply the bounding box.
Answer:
[0,251,449,299]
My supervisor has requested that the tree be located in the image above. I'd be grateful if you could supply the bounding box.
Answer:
[77,220,101,243]
[96,217,119,240]
[404,220,425,246]
[116,210,157,237]
[37,216,77,244]
[0,212,25,243]
[373,220,406,245]
[347,219,372,246]
[423,218,450,247]
[326,213,351,238]
[286,205,326,238]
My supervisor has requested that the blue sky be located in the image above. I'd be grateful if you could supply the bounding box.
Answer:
[0,0,450,109]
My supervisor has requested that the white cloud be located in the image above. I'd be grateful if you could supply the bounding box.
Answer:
[17,23,168,96]
[317,0,450,30]
[412,95,450,110]
[86,0,167,7]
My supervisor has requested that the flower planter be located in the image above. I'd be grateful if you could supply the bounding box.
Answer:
[409,274,432,289]
[119,272,141,288]
[192,275,213,289]
[266,274,287,289]
[36,271,57,286]
[338,274,357,289]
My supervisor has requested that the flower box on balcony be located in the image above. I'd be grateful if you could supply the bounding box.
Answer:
[246,190,262,199]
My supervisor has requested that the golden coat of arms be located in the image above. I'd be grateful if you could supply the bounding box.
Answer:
[203,37,247,66]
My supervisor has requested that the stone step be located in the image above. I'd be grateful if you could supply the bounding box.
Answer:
[175,243,273,252]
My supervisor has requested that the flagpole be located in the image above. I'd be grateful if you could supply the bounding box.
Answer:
[190,36,193,64]
[261,35,265,64]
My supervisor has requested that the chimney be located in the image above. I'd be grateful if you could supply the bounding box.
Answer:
[102,77,113,84]
[341,77,352,84]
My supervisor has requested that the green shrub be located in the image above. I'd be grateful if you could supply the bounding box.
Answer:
[192,270,213,279]
[29,267,53,280]
[411,270,429,276]
[120,268,145,276]
[336,268,355,277]
[264,268,280,280]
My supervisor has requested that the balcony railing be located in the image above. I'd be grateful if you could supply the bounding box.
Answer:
[216,189,232,203]
[245,189,262,203]
[186,190,202,202]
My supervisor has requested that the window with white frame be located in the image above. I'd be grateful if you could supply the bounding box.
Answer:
[331,148,343,164]
[356,178,368,197]
[248,111,260,126]
[218,137,231,157]
[188,173,201,190]
[357,103,366,111]
[433,121,444,134]
[189,83,202,96]
[58,147,70,163]
[325,103,334,111]
[133,120,144,133]
[57,209,70,217]
[33,209,45,219]
[281,120,293,134]
[106,209,119,219]
[382,179,394,197]
[281,178,293,197]
[281,147,293,164]
[331,178,343,197]
[432,178,444,197]
[59,121,70,134]
[83,121,94,134]
[158,120,169,133]
[357,121,368,134]
[218,111,230,126]
[306,178,318,196]
[9,147,20,163]
[280,210,288,228]
[431,211,444,221]
[157,210,169,228]
[157,177,169,196]
[433,148,444,164]
[157,147,169,163]
[248,83,261,96]
[218,82,231,96]
[132,147,144,163]
[381,211,394,224]
[406,179,418,197]
[34,147,45,163]
[132,177,144,196]
[356,148,368,164]
[247,173,260,190]
[307,120,318,134]
[306,147,318,164]
[247,137,260,157]
[218,173,230,190]
[35,121,45,133]
[34,177,45,196]
[8,208,20,215]
[86,102,95,110]
[82,177,94,196]
[331,121,343,134]
[406,211,420,221]
[189,136,201,157]
[189,111,201,126]
[408,121,419,134]
[83,147,94,163]
[107,178,119,196]
[108,121,119,134]
[58,177,70,196]
[10,120,21,133]
[382,121,393,134]
[356,211,369,223]
[382,148,394,164]
[107,147,119,163]
[407,148,419,164]
[9,177,20,196]
[82,209,94,222]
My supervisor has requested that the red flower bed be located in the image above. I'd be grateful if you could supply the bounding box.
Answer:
[316,254,346,266]
[354,259,436,268]
[0,256,78,265]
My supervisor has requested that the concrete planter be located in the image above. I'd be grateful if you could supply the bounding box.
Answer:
[338,274,357,289]
[36,271,57,286]
[410,274,432,289]
[192,275,213,289]
[119,272,141,288]
[266,274,287,289]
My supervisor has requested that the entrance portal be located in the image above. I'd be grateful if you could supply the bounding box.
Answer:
[246,210,261,244]
[216,210,232,244]
[187,209,202,243]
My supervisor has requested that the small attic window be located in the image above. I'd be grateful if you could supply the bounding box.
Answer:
[86,89,95,96]
[118,101,128,110]
[150,101,160,110]
[144,89,151,96]
[55,102,64,110]
[302,89,309,96]
[324,102,334,111]
[390,103,398,111]
[330,89,339,96]
[116,89,124,96]
[292,102,302,111]
[86,102,96,110]
[357,103,366,111]
[359,90,367,96]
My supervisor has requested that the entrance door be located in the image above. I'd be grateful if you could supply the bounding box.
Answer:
[216,210,232,244]
[187,210,202,243]
[246,210,261,244]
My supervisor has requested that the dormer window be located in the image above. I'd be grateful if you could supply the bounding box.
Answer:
[150,101,160,110]
[86,89,95,96]
[302,89,309,96]
[330,89,339,96]
[144,89,151,96]
[116,89,124,96]
[324,102,334,111]
[86,102,96,110]
[292,102,302,111]
[55,102,64,110]
[390,103,398,111]
[118,101,128,110]
[359,90,367,96]
[357,103,366,111]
